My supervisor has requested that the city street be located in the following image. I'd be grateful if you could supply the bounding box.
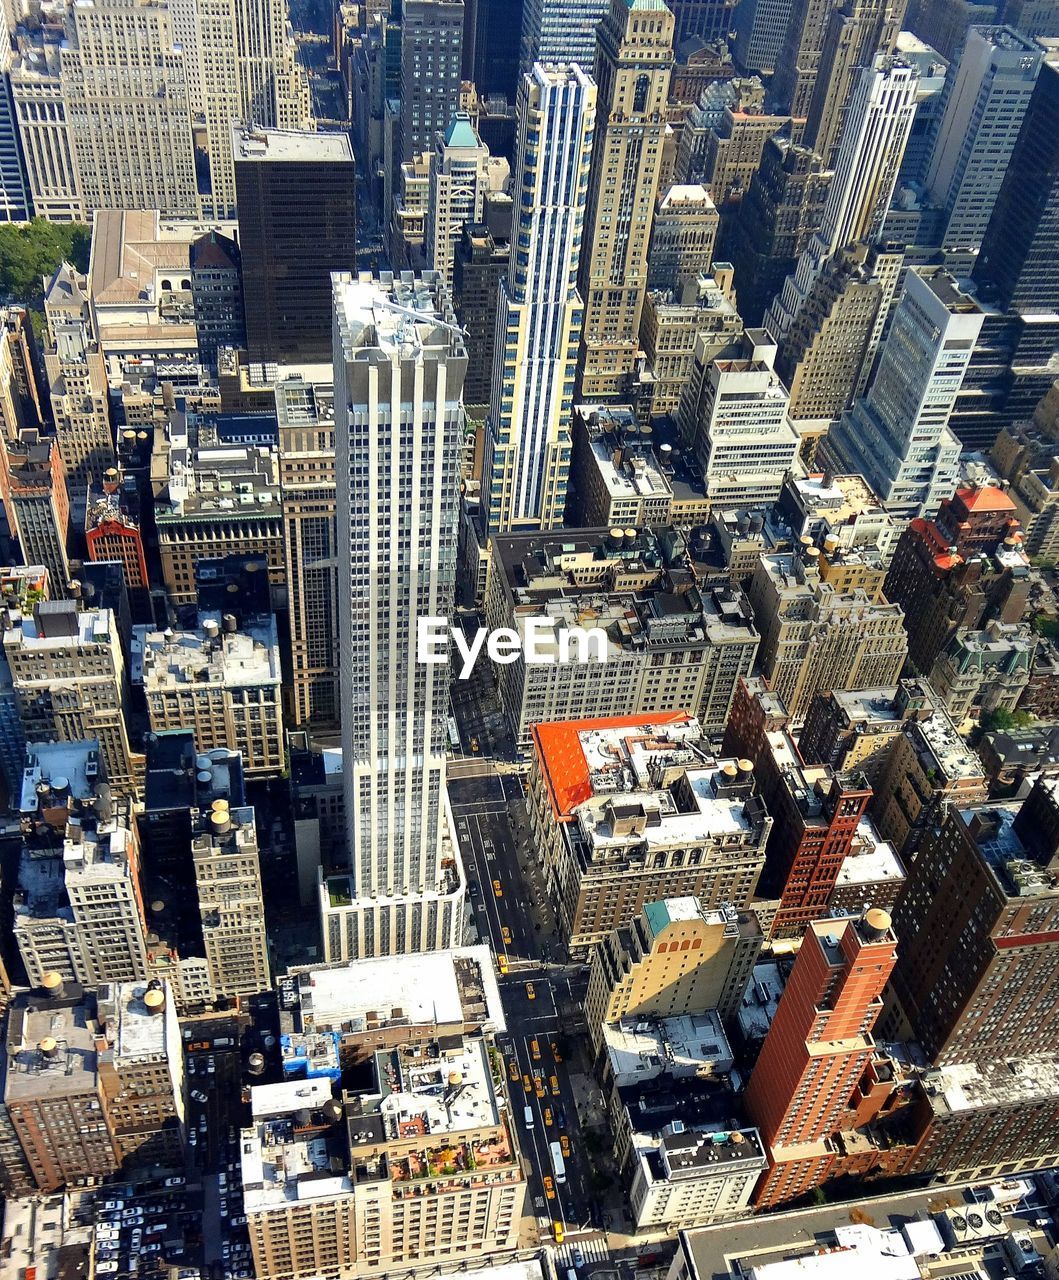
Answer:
[447,762,614,1262]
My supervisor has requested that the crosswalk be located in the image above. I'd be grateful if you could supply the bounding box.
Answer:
[554,1233,611,1269]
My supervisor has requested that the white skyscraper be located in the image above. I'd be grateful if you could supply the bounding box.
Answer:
[483,63,596,534]
[331,271,466,960]
[426,113,493,286]
[925,25,1042,254]
[825,269,985,518]
[767,57,918,341]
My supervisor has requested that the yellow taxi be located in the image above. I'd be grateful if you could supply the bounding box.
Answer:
[553,1222,564,1244]
[550,1075,560,1096]
[560,1134,571,1158]
[502,925,512,945]
[523,1073,532,1093]
[525,982,536,1000]
[543,1176,556,1200]
[534,1075,545,1098]
[508,1060,519,1082]
[497,954,509,974]
[544,1107,553,1127]
[492,879,503,898]
[530,1037,541,1060]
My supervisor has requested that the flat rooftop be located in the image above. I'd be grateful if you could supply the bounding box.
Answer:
[736,960,787,1042]
[925,1054,1059,1114]
[4,995,99,1101]
[289,945,506,1035]
[98,982,172,1062]
[333,271,462,364]
[912,709,985,784]
[604,1011,733,1084]
[835,818,904,887]
[233,126,354,164]
[242,1076,351,1212]
[132,614,281,690]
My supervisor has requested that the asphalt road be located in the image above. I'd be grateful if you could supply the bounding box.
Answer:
[447,767,609,1260]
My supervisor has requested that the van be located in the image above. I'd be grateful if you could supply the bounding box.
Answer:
[524,1106,534,1128]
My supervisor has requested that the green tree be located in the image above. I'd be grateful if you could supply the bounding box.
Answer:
[980,707,1035,732]
[0,220,91,310]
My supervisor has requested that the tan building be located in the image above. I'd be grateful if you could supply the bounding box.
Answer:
[96,980,185,1167]
[872,694,988,860]
[243,1034,524,1279]
[578,0,674,398]
[529,715,772,953]
[799,679,933,783]
[0,308,44,447]
[276,376,340,731]
[647,184,719,293]
[571,404,675,527]
[586,898,761,1052]
[640,268,742,417]
[152,406,284,606]
[1,983,119,1193]
[390,151,430,270]
[4,601,141,795]
[747,549,908,719]
[193,802,271,1000]
[9,40,85,223]
[42,264,116,503]
[132,615,284,778]
[702,106,789,206]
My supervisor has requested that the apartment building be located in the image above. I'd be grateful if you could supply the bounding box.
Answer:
[570,405,677,528]
[747,548,907,719]
[647,185,719,293]
[927,622,1036,724]
[244,1034,525,1278]
[132,614,284,778]
[798,679,933,783]
[95,980,185,1167]
[528,715,771,953]
[640,270,742,418]
[5,429,71,597]
[13,742,147,991]
[4,602,140,795]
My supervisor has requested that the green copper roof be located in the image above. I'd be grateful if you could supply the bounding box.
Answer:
[643,899,673,937]
[444,113,481,150]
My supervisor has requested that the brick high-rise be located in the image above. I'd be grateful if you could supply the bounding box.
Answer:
[745,910,897,1208]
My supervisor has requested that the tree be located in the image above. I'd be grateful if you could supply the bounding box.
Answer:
[0,219,91,310]
[980,707,1034,732]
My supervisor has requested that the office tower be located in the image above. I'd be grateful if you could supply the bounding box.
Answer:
[1002,0,1059,38]
[678,328,801,507]
[640,268,743,416]
[391,150,431,268]
[8,37,83,223]
[192,0,311,218]
[744,911,897,1208]
[85,472,148,597]
[732,0,795,75]
[235,128,357,365]
[400,0,464,161]
[133,613,284,778]
[243,1033,524,1279]
[578,0,674,399]
[723,678,880,937]
[333,272,466,959]
[13,742,147,989]
[1,983,119,1194]
[883,483,1029,673]
[827,270,983,518]
[699,104,791,207]
[723,137,832,327]
[5,602,140,796]
[925,26,1042,257]
[453,224,508,405]
[42,265,115,506]
[777,242,899,424]
[974,48,1059,313]
[767,58,917,342]
[647,185,719,293]
[483,64,596,534]
[467,0,523,101]
[96,981,185,1168]
[487,529,759,748]
[677,77,767,186]
[905,0,995,62]
[0,4,30,222]
[667,0,739,44]
[775,0,905,130]
[276,376,340,731]
[192,799,270,998]
[519,0,610,78]
[895,31,949,188]
[889,785,1059,1066]
[190,230,245,368]
[5,430,70,597]
[586,898,763,1050]
[747,548,908,718]
[61,0,198,217]
[528,714,772,952]
[153,406,283,606]
[426,113,492,284]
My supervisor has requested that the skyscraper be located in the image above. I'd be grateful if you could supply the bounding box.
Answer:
[333,271,467,959]
[826,268,984,518]
[5,430,70,597]
[483,63,596,534]
[400,0,465,162]
[0,3,31,222]
[426,113,492,285]
[234,128,357,364]
[518,0,610,79]
[744,910,897,1207]
[578,0,674,399]
[925,26,1042,257]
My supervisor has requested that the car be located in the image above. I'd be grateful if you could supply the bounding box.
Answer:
[534,1075,545,1098]
[207,1056,216,1073]
[550,1075,560,1096]
[131,1231,143,1249]
[97,1264,118,1275]
[103,1201,124,1211]
[551,1041,562,1063]
[492,879,503,897]
[231,1216,247,1227]
[543,1175,556,1200]
[189,1129,198,1145]
[470,736,480,753]
[191,1089,208,1103]
[560,1135,571,1158]
[526,982,535,1000]
[219,1173,228,1189]
[468,880,479,897]
[220,1199,229,1215]
[502,925,512,945]
[199,1115,208,1131]
[508,1060,520,1082]
[523,1073,532,1093]
[544,1108,553,1127]
[144,1244,163,1255]
[553,1222,564,1244]
[497,954,509,974]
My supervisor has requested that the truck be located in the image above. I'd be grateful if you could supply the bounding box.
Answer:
[549,1140,567,1184]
